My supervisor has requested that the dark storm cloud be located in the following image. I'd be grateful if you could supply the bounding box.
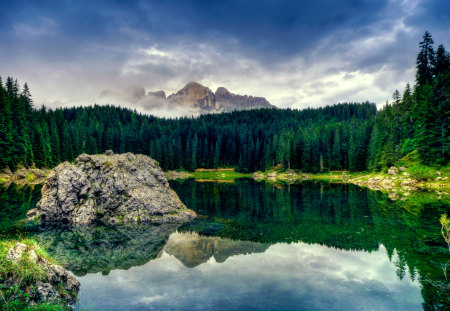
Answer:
[0,0,392,60]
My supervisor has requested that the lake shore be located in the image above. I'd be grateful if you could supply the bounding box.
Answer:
[166,167,450,200]
[0,167,50,186]
[3,166,449,197]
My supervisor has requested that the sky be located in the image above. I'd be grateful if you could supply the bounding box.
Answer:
[0,0,449,116]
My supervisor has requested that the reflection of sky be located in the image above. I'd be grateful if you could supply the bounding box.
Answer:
[75,241,422,311]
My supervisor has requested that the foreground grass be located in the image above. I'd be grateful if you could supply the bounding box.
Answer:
[0,238,69,311]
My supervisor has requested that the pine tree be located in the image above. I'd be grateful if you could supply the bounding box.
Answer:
[435,44,450,77]
[416,31,435,86]
[213,139,220,169]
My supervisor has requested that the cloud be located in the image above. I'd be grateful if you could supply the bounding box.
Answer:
[0,0,448,114]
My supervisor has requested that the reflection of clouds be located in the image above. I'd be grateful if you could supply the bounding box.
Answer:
[76,242,422,311]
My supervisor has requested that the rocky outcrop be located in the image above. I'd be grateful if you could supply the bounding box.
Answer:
[145,82,275,113]
[148,90,166,99]
[214,86,273,111]
[252,171,265,181]
[167,82,216,110]
[28,151,196,226]
[3,242,80,305]
[388,166,398,175]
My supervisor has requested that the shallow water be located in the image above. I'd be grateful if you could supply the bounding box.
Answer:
[1,180,449,310]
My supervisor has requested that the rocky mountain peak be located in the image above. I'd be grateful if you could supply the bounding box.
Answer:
[143,81,275,113]
[148,90,166,99]
[215,87,230,96]
[168,82,216,109]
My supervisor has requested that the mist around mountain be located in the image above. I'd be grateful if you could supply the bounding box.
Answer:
[98,81,275,117]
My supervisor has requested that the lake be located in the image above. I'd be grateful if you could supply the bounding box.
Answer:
[1,179,449,310]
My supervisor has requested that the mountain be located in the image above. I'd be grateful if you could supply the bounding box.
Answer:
[98,81,275,116]
[152,82,275,113]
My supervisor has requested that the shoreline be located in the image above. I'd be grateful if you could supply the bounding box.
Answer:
[0,167,50,186]
[2,166,449,198]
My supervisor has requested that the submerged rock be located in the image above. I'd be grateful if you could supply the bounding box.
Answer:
[3,242,80,305]
[252,171,265,181]
[28,152,196,226]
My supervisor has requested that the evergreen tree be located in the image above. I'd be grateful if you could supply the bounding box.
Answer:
[416,31,435,86]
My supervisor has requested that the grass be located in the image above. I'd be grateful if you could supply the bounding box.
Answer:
[0,238,69,311]
[23,302,70,311]
[192,169,252,181]
[406,164,446,180]
[25,172,37,182]
[0,239,47,284]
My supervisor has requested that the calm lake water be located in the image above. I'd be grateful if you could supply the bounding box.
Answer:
[1,179,449,310]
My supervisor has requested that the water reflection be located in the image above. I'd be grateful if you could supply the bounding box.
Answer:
[1,180,449,310]
[160,231,269,268]
[76,236,422,311]
[34,224,180,276]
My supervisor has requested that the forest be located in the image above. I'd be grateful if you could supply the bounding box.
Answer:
[0,31,448,173]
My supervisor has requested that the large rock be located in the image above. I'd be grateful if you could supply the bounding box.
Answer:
[3,242,80,305]
[388,166,398,175]
[29,152,196,226]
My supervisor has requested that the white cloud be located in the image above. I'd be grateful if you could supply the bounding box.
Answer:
[76,239,422,311]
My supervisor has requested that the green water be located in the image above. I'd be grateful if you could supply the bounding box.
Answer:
[1,180,449,310]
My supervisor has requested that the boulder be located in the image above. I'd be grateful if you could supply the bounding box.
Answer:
[252,172,265,181]
[387,166,398,175]
[388,193,399,201]
[28,153,196,226]
[3,242,80,305]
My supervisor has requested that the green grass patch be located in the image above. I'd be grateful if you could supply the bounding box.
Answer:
[193,170,252,180]
[0,239,46,285]
[0,238,68,310]
[24,302,71,311]
[25,172,37,182]
[407,165,439,180]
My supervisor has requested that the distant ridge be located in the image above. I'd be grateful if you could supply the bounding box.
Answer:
[148,81,275,113]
